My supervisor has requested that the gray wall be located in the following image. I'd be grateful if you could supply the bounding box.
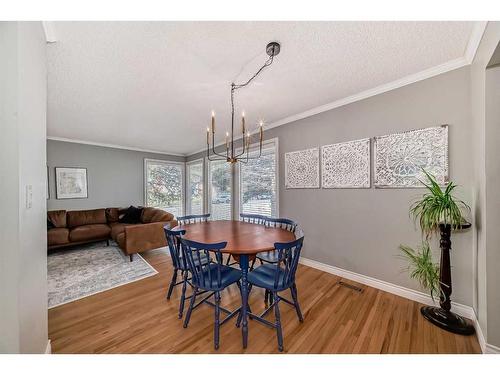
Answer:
[0,22,48,353]
[189,66,474,306]
[271,66,474,306]
[47,140,185,211]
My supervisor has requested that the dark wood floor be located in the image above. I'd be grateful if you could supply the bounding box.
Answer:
[48,248,481,354]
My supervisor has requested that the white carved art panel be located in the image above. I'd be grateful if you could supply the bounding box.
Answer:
[285,148,320,189]
[374,125,449,188]
[321,138,370,188]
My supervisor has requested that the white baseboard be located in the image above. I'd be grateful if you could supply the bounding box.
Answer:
[298,257,500,353]
[473,318,487,353]
[486,343,500,354]
[45,339,51,354]
[299,257,474,319]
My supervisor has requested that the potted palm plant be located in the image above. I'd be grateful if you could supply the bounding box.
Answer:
[400,170,474,335]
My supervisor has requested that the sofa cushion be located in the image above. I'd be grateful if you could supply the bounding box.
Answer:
[67,209,107,228]
[69,224,111,242]
[105,207,120,223]
[109,222,133,241]
[141,207,173,223]
[48,228,70,246]
[119,206,143,224]
[48,210,67,228]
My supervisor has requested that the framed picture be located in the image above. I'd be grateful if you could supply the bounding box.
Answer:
[55,167,88,199]
[285,147,320,189]
[321,138,371,188]
[373,125,449,188]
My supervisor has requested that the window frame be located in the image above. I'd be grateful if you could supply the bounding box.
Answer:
[143,158,185,217]
[236,137,279,219]
[206,157,234,220]
[186,158,205,215]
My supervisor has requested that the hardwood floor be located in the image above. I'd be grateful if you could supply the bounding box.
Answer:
[48,248,481,354]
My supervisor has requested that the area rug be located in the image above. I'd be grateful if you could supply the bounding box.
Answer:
[48,242,158,308]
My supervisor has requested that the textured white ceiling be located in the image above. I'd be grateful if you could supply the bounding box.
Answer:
[47,21,476,155]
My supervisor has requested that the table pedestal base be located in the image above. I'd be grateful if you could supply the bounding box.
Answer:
[239,254,249,348]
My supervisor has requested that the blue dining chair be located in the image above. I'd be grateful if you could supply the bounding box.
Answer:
[225,213,270,267]
[163,227,211,318]
[177,213,211,225]
[180,238,242,350]
[240,213,269,225]
[257,218,298,304]
[257,218,297,265]
[246,236,305,352]
[266,217,297,232]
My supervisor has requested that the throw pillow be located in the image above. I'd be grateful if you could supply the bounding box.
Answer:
[119,206,143,224]
[47,219,55,230]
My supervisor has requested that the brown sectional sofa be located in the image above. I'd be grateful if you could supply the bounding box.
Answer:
[47,207,177,261]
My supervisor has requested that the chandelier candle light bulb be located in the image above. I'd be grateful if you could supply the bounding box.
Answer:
[211,111,215,133]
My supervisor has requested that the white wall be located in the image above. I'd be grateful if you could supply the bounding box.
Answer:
[0,22,48,353]
[470,21,500,349]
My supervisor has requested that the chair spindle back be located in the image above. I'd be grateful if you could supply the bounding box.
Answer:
[177,213,211,225]
[180,238,227,290]
[164,227,186,270]
[273,236,304,290]
[267,218,297,233]
[240,213,268,225]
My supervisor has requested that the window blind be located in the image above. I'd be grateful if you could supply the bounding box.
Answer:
[239,141,278,217]
[186,160,204,215]
[145,159,184,218]
[208,159,232,220]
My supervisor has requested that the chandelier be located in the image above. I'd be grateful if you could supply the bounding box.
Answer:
[206,41,281,164]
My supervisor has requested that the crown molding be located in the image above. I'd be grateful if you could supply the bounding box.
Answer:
[265,56,469,132]
[186,22,486,157]
[42,21,57,43]
[46,136,186,157]
[187,57,469,157]
[465,21,488,63]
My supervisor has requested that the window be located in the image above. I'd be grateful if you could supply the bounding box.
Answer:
[186,159,204,215]
[144,159,184,218]
[208,159,232,220]
[239,139,278,217]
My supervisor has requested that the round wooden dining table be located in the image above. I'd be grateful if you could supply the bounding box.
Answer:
[173,220,295,348]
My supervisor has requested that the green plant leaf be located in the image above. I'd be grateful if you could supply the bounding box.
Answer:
[399,242,441,301]
[410,169,470,237]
